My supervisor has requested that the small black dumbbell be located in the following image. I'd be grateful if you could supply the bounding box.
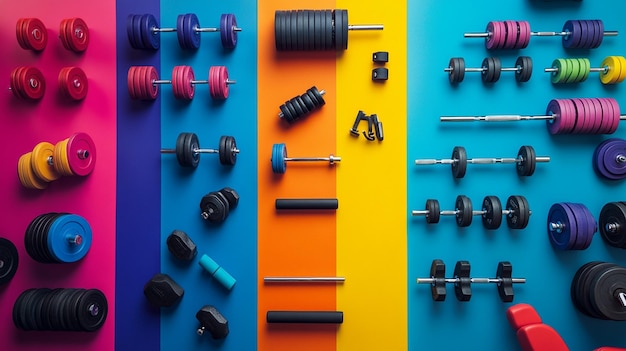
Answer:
[196,305,229,339]
[161,133,239,168]
[199,187,239,223]
[143,273,184,307]
[166,230,197,261]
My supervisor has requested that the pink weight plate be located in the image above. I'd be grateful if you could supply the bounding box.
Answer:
[145,66,159,100]
[173,66,195,100]
[597,98,613,134]
[579,98,595,134]
[486,21,501,50]
[605,98,621,134]
[518,21,531,49]
[570,98,586,134]
[588,98,603,134]
[66,132,96,176]
[503,20,517,49]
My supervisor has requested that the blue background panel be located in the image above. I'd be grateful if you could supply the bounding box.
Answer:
[158,1,258,351]
[408,1,626,350]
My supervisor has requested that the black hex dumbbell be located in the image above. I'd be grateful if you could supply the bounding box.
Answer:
[196,305,229,339]
[143,273,184,307]
[166,230,197,261]
[199,187,239,223]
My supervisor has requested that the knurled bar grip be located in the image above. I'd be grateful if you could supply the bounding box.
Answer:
[266,311,343,324]
[275,198,338,210]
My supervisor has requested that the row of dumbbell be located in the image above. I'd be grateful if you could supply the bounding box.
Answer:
[10,66,88,101]
[445,56,626,85]
[18,133,96,190]
[128,65,235,101]
[15,17,89,52]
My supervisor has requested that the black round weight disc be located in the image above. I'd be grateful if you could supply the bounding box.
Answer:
[219,136,237,166]
[425,199,440,224]
[506,196,529,229]
[599,202,626,248]
[455,195,473,227]
[516,145,536,176]
[77,289,108,331]
[451,146,468,178]
[482,196,502,230]
[591,266,626,320]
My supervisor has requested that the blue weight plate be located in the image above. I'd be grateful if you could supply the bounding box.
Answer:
[220,14,237,49]
[176,14,187,49]
[47,214,92,263]
[547,203,577,250]
[587,20,601,49]
[601,139,626,179]
[142,14,160,50]
[577,20,590,49]
[271,143,287,174]
[593,20,604,49]
[566,203,588,250]
[186,13,201,50]
[562,20,582,49]
[133,14,146,49]
[595,138,623,180]
[126,15,138,49]
[582,204,597,249]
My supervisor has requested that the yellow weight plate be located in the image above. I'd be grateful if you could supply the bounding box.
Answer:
[60,139,73,176]
[17,153,30,188]
[53,139,72,176]
[19,153,47,189]
[616,56,626,83]
[31,141,60,182]
[600,56,620,85]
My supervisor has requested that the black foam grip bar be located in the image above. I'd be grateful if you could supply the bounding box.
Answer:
[266,311,343,324]
[275,198,338,210]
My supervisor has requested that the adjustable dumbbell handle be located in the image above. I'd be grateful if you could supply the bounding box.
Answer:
[416,277,526,284]
[444,67,525,73]
[190,79,237,85]
[415,156,550,165]
[275,198,338,210]
[195,26,243,33]
[264,277,345,283]
[411,209,460,216]
[348,24,383,30]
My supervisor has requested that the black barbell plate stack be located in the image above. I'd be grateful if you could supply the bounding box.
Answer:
[425,199,440,224]
[516,56,533,83]
[516,145,536,176]
[451,146,467,179]
[506,196,530,229]
[599,202,626,248]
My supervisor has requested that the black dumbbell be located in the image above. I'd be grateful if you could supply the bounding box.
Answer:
[415,145,549,179]
[161,133,238,168]
[0,238,19,285]
[196,305,229,338]
[416,260,526,302]
[166,230,197,261]
[411,195,531,229]
[143,273,184,307]
[199,187,239,223]
[571,261,626,321]
[445,57,533,84]
[599,202,626,249]
[278,86,326,124]
[274,9,382,51]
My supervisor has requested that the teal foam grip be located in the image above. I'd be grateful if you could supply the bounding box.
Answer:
[199,254,236,290]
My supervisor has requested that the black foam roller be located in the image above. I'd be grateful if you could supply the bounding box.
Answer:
[275,198,338,210]
[266,311,343,324]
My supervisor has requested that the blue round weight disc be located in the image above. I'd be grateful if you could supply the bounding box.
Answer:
[47,214,92,263]
[186,13,201,50]
[562,20,581,49]
[142,14,160,50]
[176,14,187,49]
[271,143,287,174]
[133,14,146,49]
[566,203,588,250]
[547,203,577,250]
[126,15,138,49]
[220,14,237,49]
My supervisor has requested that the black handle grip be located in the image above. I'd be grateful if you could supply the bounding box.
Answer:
[266,311,343,324]
[275,198,338,210]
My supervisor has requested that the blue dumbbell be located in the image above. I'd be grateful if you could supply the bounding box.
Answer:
[271,143,341,174]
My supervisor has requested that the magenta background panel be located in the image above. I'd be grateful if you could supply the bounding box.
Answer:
[0,1,117,350]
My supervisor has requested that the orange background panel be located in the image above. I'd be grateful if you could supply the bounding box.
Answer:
[257,1,338,351]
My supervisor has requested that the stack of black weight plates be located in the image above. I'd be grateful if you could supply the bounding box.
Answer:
[275,9,348,51]
[571,261,626,321]
[13,288,108,331]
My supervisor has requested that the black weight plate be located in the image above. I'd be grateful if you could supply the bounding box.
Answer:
[21,288,40,330]
[449,58,465,84]
[425,199,440,224]
[296,96,309,115]
[202,193,228,223]
[481,57,493,83]
[0,238,19,285]
[430,259,446,301]
[324,10,333,50]
[306,10,314,50]
[296,10,304,50]
[175,133,188,167]
[77,289,108,331]
[40,288,60,330]
[40,213,66,263]
[591,266,626,320]
[306,90,320,110]
[455,195,473,227]
[180,132,193,167]
[491,57,502,82]
[482,196,502,230]
[289,97,304,118]
[496,261,515,302]
[516,56,533,83]
[516,145,536,176]
[213,191,230,219]
[32,288,51,330]
[280,104,295,123]
[451,146,467,178]
[340,10,348,50]
[284,11,292,50]
[310,86,326,106]
[66,289,85,331]
[13,289,31,330]
[15,289,37,330]
[582,262,615,319]
[187,133,200,169]
[274,11,282,50]
[314,10,321,50]
[58,288,76,330]
[571,261,603,317]
[301,91,315,111]
[453,261,472,301]
[24,214,46,262]
[334,9,346,51]
[30,213,51,263]
[599,202,626,248]
[48,288,66,330]
[506,196,529,229]
[220,136,237,166]
[285,98,298,121]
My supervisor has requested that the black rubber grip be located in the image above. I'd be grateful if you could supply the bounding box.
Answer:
[266,311,343,324]
[275,198,338,210]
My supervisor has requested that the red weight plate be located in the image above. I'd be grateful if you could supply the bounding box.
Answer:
[66,133,96,176]
[65,18,89,52]
[60,67,88,101]
[58,67,69,97]
[209,66,228,100]
[24,18,47,51]
[184,66,196,100]
[145,66,159,100]
[209,67,217,99]
[10,67,26,99]
[59,19,71,51]
[136,66,149,100]
[127,67,138,99]
[21,67,46,100]
[174,66,194,100]
[16,19,27,49]
[171,66,183,99]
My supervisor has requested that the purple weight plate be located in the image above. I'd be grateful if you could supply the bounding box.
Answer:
[596,139,622,180]
[504,20,517,49]
[577,20,590,49]
[589,20,601,49]
[486,22,499,50]
[562,20,582,49]
[546,99,564,134]
[518,21,531,49]
[594,20,604,48]
[588,98,603,134]
[592,139,615,178]
[547,202,577,250]
[570,202,597,249]
[579,98,595,134]
[566,203,588,250]
[602,139,626,178]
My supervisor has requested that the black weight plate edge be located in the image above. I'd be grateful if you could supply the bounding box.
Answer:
[571,261,602,317]
[482,196,502,230]
[599,202,626,248]
[314,10,321,50]
[41,213,67,263]
[0,238,19,285]
[77,289,108,331]
[40,288,59,330]
[341,9,348,50]
[32,288,52,330]
[226,136,237,165]
[301,91,315,111]
[296,10,304,50]
[180,132,193,168]
[325,10,332,50]
[334,9,344,51]
[274,11,282,50]
[13,289,31,330]
[491,57,502,83]
[592,266,626,320]
[430,259,446,301]
[213,191,230,220]
[481,57,493,83]
[31,213,52,263]
[506,196,526,229]
[518,145,536,177]
[67,289,86,331]
[456,195,473,227]
[16,288,38,330]
[451,146,467,179]
[188,132,200,168]
[425,199,440,224]
[24,214,47,262]
[583,262,616,319]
